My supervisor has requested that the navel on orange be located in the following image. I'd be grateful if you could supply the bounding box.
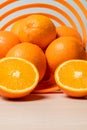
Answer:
[0,57,39,99]
[55,60,87,97]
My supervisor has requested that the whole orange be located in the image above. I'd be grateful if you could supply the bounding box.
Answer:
[0,31,20,58]
[45,36,85,73]
[6,42,47,81]
[18,14,56,49]
[11,19,25,38]
[56,26,82,43]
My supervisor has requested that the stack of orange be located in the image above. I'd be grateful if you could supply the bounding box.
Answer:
[0,14,87,99]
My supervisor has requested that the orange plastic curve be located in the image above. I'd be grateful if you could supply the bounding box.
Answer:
[55,0,87,47]
[1,3,77,29]
[1,12,66,30]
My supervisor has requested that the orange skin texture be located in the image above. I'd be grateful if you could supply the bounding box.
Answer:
[0,87,34,99]
[11,19,25,38]
[56,26,82,43]
[0,31,20,58]
[45,36,85,73]
[18,14,56,49]
[6,42,47,81]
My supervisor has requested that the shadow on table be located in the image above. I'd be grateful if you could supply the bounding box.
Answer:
[2,94,49,102]
[64,95,87,100]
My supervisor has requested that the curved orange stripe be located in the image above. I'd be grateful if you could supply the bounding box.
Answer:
[74,0,87,19]
[1,13,65,30]
[1,3,77,28]
[55,0,86,47]
[1,0,18,9]
[74,0,87,47]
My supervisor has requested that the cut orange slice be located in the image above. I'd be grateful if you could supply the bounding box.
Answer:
[55,60,87,97]
[0,57,39,98]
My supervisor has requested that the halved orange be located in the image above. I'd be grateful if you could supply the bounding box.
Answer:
[0,57,39,99]
[54,60,87,97]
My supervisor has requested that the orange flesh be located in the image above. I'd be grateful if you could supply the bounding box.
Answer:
[0,59,36,90]
[58,61,87,89]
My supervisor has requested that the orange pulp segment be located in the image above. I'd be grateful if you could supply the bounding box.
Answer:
[0,57,39,98]
[55,60,87,97]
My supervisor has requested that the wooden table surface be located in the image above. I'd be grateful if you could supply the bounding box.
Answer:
[0,93,87,130]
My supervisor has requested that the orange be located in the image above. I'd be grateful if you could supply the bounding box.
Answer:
[56,26,82,43]
[0,31,20,58]
[6,42,46,81]
[0,57,39,99]
[18,14,56,49]
[11,19,25,38]
[84,50,87,60]
[54,59,87,97]
[45,36,85,73]
[32,62,59,93]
